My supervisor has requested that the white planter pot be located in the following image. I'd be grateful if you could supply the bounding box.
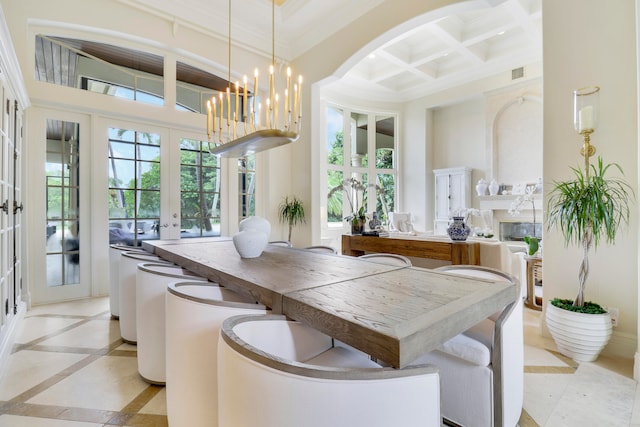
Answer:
[545,301,612,362]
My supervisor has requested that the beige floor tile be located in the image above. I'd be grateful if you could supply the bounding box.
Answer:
[0,414,103,427]
[26,356,148,412]
[549,362,636,425]
[0,350,87,401]
[116,342,138,352]
[14,316,84,344]
[524,345,574,367]
[38,319,121,350]
[28,298,110,317]
[139,387,167,415]
[523,372,572,426]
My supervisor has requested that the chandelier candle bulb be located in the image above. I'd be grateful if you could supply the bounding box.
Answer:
[235,81,239,123]
[211,97,216,137]
[257,102,261,130]
[218,93,223,140]
[206,100,211,139]
[285,67,291,127]
[243,75,248,122]
[298,75,303,126]
[269,64,274,115]
[266,98,271,129]
[226,87,231,126]
[293,84,298,126]
[274,93,279,130]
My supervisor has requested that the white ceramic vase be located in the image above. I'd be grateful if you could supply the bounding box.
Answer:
[232,229,269,258]
[476,179,488,196]
[545,301,612,362]
[238,216,271,237]
[488,179,499,196]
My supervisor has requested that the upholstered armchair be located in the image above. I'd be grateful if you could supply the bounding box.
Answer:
[411,265,523,427]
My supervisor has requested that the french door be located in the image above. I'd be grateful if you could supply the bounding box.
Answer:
[29,112,224,305]
[0,94,23,323]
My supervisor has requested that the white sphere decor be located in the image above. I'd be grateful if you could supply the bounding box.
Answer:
[545,301,612,362]
[238,216,271,237]
[232,229,269,259]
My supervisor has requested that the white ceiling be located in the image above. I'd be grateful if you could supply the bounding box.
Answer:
[119,0,542,102]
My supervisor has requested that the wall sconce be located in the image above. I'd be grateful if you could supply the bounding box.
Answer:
[573,86,600,177]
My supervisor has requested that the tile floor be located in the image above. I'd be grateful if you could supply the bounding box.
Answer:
[0,296,638,426]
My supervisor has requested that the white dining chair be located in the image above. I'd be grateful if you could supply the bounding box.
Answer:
[136,262,207,384]
[268,240,292,247]
[108,244,147,318]
[118,251,173,344]
[303,245,338,254]
[358,253,412,266]
[218,314,441,427]
[411,265,523,427]
[165,281,268,427]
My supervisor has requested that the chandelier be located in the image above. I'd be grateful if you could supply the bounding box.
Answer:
[206,0,302,157]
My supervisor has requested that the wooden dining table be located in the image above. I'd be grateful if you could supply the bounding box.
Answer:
[143,237,518,368]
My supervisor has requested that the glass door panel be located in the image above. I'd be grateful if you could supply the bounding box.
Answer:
[179,139,221,237]
[108,128,161,246]
[45,119,80,287]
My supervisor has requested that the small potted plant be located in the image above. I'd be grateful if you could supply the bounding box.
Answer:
[278,196,306,243]
[546,156,633,361]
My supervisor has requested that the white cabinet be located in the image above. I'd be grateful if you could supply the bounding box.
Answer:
[434,167,472,235]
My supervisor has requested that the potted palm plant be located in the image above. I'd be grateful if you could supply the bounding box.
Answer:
[278,196,306,243]
[546,155,633,361]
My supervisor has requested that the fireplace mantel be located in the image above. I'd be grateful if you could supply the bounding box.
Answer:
[479,194,542,211]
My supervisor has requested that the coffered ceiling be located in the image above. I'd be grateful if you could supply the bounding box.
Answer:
[117,0,541,102]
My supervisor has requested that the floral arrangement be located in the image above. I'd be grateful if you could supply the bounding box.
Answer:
[508,185,539,255]
[328,178,367,225]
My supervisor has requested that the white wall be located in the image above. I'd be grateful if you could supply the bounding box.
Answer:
[543,0,638,360]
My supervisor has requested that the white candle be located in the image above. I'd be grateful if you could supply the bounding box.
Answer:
[218,92,223,136]
[211,97,216,137]
[253,68,259,122]
[266,98,271,129]
[578,106,594,132]
[226,87,231,126]
[235,81,239,123]
[243,75,248,122]
[274,93,279,130]
[206,100,211,138]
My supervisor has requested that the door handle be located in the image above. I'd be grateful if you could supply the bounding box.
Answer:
[0,200,7,214]
[13,201,23,214]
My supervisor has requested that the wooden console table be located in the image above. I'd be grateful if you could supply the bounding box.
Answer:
[341,234,480,265]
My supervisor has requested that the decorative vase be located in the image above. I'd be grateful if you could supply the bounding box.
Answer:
[545,301,612,362]
[488,179,499,196]
[232,229,268,258]
[447,216,470,241]
[351,221,364,235]
[476,179,488,196]
[238,216,271,237]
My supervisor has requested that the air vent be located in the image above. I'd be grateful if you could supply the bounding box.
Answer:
[512,67,524,80]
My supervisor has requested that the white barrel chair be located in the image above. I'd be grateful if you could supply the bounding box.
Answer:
[108,244,147,318]
[118,251,173,344]
[358,253,412,266]
[165,281,268,427]
[303,245,338,254]
[411,265,523,427]
[218,314,441,427]
[136,263,207,384]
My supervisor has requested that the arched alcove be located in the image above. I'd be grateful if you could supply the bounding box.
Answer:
[491,96,543,186]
